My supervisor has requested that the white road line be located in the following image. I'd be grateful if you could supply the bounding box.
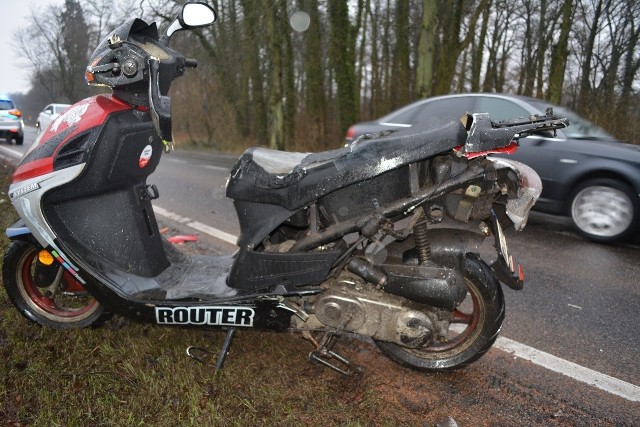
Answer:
[164,157,228,172]
[132,203,640,403]
[495,336,640,402]
[184,220,237,245]
[153,205,237,245]
[201,165,229,171]
[0,145,23,159]
[164,158,189,164]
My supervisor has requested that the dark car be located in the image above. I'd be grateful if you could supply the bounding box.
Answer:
[345,93,640,243]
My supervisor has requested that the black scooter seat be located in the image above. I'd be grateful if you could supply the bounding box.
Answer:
[226,120,467,211]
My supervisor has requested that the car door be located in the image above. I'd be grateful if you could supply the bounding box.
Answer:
[40,105,55,130]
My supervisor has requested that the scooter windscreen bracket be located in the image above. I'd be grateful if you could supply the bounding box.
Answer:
[148,58,172,141]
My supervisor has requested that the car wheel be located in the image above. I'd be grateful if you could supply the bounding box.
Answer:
[14,134,23,145]
[569,178,639,243]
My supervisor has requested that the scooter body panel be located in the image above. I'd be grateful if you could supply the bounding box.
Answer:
[13,95,133,183]
[41,106,168,278]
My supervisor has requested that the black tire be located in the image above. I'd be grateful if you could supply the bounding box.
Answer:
[14,134,23,145]
[375,254,505,371]
[569,178,639,244]
[2,241,110,329]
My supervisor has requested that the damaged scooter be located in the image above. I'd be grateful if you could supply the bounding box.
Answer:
[3,2,568,373]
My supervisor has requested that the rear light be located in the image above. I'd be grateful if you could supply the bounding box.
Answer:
[8,109,21,117]
[85,70,95,84]
[345,126,356,141]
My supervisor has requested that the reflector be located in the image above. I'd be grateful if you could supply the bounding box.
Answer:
[38,250,55,266]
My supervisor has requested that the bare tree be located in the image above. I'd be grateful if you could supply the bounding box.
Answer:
[328,0,359,135]
[15,4,71,102]
[547,0,574,104]
[433,0,488,95]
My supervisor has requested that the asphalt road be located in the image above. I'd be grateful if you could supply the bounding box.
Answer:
[1,127,639,422]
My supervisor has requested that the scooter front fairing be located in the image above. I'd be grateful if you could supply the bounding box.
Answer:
[8,95,287,326]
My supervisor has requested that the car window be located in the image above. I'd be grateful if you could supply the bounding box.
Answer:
[382,102,425,124]
[0,100,15,110]
[54,105,68,114]
[411,97,476,126]
[45,106,53,114]
[475,97,530,122]
[527,100,616,140]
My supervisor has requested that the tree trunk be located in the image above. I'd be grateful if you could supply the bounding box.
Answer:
[416,0,437,98]
[577,0,605,114]
[263,0,285,150]
[391,0,411,108]
[328,0,357,136]
[535,0,550,99]
[470,4,490,92]
[547,0,573,104]
[303,0,327,145]
[434,0,488,95]
[617,2,640,116]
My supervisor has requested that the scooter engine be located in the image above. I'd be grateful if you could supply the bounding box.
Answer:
[301,274,435,348]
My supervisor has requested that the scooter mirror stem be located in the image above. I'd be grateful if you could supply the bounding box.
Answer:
[161,19,183,45]
[160,3,217,45]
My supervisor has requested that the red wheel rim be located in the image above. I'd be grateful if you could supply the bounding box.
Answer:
[20,251,97,319]
[427,288,481,352]
[410,279,483,355]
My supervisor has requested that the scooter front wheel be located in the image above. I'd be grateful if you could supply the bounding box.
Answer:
[2,241,111,329]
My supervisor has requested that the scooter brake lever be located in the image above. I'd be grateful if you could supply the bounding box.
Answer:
[86,62,121,74]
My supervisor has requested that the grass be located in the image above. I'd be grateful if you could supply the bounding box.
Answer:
[0,159,414,426]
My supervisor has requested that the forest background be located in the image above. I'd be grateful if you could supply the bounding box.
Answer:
[11,0,640,152]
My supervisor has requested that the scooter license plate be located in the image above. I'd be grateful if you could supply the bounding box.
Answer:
[492,210,513,271]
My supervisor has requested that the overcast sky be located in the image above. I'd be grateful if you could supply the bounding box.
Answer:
[0,0,64,96]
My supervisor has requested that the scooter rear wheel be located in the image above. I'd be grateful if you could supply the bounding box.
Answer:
[375,254,504,371]
[2,241,111,329]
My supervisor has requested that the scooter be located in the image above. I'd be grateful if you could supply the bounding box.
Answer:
[3,3,568,373]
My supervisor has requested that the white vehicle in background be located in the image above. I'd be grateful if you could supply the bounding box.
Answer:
[0,95,25,145]
[36,103,71,132]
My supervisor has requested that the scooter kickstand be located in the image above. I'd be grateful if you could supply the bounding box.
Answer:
[186,328,237,370]
[215,327,237,372]
[302,330,354,375]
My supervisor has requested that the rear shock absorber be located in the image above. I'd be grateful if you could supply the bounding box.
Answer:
[413,210,431,264]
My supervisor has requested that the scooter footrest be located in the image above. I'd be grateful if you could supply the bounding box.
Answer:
[302,330,355,375]
[309,348,353,375]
